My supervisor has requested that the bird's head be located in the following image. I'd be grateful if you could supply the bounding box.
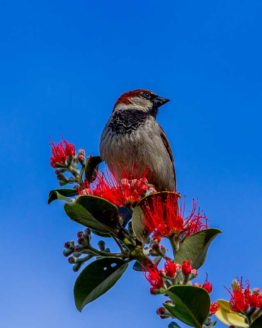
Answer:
[113,89,170,115]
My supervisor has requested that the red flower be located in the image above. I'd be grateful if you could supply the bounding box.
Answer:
[202,276,213,293]
[142,192,182,238]
[183,200,208,237]
[141,193,207,239]
[77,170,156,207]
[227,279,262,313]
[164,259,177,278]
[210,302,219,315]
[50,139,76,168]
[144,263,164,293]
[182,260,192,276]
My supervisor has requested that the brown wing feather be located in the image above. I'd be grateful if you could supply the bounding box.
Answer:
[159,126,176,188]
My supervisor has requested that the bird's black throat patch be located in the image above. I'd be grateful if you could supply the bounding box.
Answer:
[108,109,148,135]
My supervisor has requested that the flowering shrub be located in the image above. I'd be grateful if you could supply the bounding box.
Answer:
[48,139,262,328]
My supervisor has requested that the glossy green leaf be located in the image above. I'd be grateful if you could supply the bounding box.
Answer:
[131,206,147,243]
[175,229,221,269]
[165,285,210,328]
[251,314,262,328]
[64,195,119,233]
[215,300,248,327]
[48,188,77,204]
[74,258,128,311]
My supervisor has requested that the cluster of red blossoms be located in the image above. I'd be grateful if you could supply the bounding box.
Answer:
[78,173,156,207]
[145,259,212,294]
[50,139,156,206]
[227,278,262,313]
[142,193,208,240]
[50,139,76,168]
[145,259,219,318]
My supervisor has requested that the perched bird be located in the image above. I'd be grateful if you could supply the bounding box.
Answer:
[100,89,176,191]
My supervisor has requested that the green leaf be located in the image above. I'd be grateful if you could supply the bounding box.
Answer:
[74,258,128,311]
[84,156,102,182]
[175,228,221,269]
[215,300,248,327]
[48,188,77,204]
[165,285,210,328]
[251,314,262,328]
[64,195,119,233]
[131,206,148,243]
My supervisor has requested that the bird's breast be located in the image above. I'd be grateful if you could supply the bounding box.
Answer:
[107,109,148,135]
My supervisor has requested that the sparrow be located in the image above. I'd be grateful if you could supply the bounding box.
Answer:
[100,89,176,191]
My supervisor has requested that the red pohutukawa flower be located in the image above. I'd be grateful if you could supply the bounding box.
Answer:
[144,263,164,293]
[50,139,76,168]
[163,259,177,278]
[227,278,262,313]
[210,302,219,315]
[202,275,213,293]
[141,192,208,239]
[182,260,192,276]
[77,170,156,207]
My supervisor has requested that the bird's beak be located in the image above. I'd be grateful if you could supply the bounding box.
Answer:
[153,96,170,107]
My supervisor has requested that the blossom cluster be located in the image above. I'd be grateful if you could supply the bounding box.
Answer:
[227,278,262,313]
[145,259,212,294]
[50,139,76,168]
[144,259,219,319]
[141,192,208,240]
[78,173,156,207]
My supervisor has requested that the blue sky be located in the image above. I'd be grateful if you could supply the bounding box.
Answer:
[0,1,261,327]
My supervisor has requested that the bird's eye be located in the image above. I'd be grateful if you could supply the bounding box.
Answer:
[142,92,151,99]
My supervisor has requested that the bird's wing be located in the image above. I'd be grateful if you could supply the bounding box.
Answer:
[159,126,176,186]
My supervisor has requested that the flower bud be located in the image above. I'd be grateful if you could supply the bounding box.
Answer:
[73,262,82,272]
[78,237,85,245]
[202,280,213,293]
[210,302,219,315]
[150,287,161,295]
[182,260,192,275]
[63,248,73,256]
[77,231,84,238]
[84,228,91,237]
[64,241,72,249]
[156,307,166,315]
[98,240,105,251]
[68,256,76,264]
[74,246,81,253]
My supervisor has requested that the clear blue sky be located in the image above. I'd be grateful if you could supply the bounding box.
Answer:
[0,1,261,327]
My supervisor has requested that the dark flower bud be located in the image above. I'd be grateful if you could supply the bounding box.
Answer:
[64,241,71,249]
[63,248,73,257]
[73,263,82,272]
[74,246,81,253]
[84,228,91,237]
[78,237,85,245]
[77,231,84,238]
[68,256,76,264]
[98,240,106,251]
[156,307,165,315]
[64,241,74,249]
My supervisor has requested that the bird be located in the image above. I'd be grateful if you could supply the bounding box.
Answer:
[100,89,176,191]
